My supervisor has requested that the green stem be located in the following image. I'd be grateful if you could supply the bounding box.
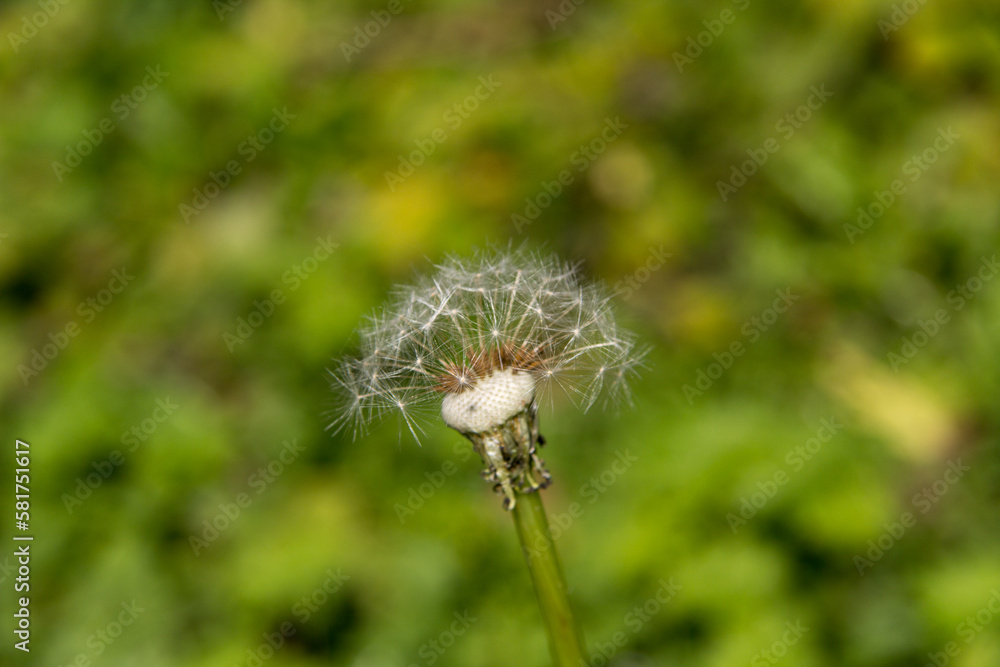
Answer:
[512,490,589,667]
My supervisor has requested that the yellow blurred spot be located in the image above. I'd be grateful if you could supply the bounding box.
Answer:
[589,143,654,210]
[365,177,443,260]
[819,342,957,462]
[456,151,512,208]
[244,0,307,60]
[670,281,736,350]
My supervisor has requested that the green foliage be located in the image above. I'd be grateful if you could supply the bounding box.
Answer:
[1,0,999,666]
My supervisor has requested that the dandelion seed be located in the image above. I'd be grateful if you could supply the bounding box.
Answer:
[328,246,647,507]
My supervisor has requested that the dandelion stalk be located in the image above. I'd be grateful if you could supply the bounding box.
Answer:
[329,247,645,666]
[512,489,588,666]
[454,403,585,664]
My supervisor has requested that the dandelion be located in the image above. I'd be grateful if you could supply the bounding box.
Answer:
[328,247,645,504]
[328,246,647,666]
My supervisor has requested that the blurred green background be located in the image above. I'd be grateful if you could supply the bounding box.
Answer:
[2,1,1000,666]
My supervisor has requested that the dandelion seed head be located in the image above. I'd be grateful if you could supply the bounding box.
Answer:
[440,367,536,434]
[328,247,646,441]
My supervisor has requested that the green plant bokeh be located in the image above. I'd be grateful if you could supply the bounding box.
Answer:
[2,1,999,666]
